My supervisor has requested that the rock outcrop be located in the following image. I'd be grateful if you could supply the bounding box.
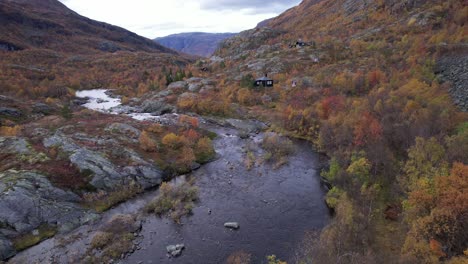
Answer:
[0,170,98,259]
[436,54,468,112]
[43,130,164,190]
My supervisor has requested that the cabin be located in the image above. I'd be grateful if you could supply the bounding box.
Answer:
[254,75,274,88]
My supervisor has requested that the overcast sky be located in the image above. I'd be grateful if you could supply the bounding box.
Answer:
[59,0,301,38]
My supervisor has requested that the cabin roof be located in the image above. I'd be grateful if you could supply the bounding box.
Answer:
[256,76,273,81]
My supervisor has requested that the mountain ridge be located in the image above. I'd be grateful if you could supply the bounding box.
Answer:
[155,32,236,57]
[0,0,176,54]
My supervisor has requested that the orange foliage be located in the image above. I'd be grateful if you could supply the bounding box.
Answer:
[353,112,383,146]
[139,131,158,152]
[178,115,199,128]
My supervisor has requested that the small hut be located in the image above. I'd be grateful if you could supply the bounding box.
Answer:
[254,74,274,88]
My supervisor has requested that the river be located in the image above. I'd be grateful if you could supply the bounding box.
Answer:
[10,90,329,264]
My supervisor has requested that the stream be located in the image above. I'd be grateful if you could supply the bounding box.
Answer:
[10,90,330,264]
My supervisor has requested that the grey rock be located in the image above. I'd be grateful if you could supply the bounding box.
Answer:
[224,222,240,229]
[0,95,15,103]
[141,100,174,115]
[186,77,204,84]
[44,131,163,190]
[188,83,203,92]
[72,98,88,106]
[70,148,123,190]
[0,170,96,235]
[225,119,268,134]
[0,107,22,118]
[105,123,141,140]
[43,132,80,153]
[123,165,163,189]
[166,244,184,257]
[99,41,120,53]
[0,137,31,155]
[32,103,53,115]
[436,54,468,112]
[0,236,15,260]
[167,81,188,90]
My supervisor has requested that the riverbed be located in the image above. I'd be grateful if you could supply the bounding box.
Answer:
[9,90,329,264]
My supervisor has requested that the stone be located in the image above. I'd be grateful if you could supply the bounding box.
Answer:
[0,236,15,261]
[0,107,22,118]
[0,170,97,236]
[32,103,53,115]
[105,123,141,140]
[167,81,188,90]
[0,137,31,155]
[44,131,163,190]
[224,222,240,229]
[141,100,174,115]
[436,54,468,112]
[166,244,185,257]
[225,119,268,134]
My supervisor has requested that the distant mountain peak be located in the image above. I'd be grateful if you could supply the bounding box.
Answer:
[155,32,237,57]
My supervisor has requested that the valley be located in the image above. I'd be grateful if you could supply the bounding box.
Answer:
[0,0,467,263]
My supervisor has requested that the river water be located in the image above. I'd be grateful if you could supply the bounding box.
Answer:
[10,90,330,264]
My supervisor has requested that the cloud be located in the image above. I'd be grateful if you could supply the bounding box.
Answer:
[58,0,300,38]
[200,0,300,11]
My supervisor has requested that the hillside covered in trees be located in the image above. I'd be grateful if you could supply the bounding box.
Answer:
[179,0,468,262]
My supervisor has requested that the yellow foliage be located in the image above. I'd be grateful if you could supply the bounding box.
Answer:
[139,131,158,152]
[162,133,186,149]
[0,125,21,136]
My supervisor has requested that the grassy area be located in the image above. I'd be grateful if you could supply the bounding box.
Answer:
[145,180,198,223]
[12,225,57,251]
[83,182,143,212]
[86,214,139,262]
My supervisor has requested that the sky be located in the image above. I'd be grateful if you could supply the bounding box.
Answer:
[59,0,301,38]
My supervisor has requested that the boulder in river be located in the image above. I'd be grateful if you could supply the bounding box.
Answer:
[224,222,240,229]
[166,244,185,257]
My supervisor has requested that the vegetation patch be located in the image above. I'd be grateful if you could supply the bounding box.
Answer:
[12,224,57,251]
[86,214,139,262]
[83,182,143,212]
[261,133,295,168]
[226,250,252,264]
[145,180,198,223]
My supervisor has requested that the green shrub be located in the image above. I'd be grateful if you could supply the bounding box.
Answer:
[145,181,199,223]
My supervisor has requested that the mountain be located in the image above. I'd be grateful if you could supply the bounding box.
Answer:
[0,0,192,100]
[0,0,176,54]
[155,32,236,57]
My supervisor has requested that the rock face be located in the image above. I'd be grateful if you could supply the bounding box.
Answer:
[43,131,163,190]
[105,123,141,143]
[436,54,468,112]
[0,236,15,260]
[0,169,97,234]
